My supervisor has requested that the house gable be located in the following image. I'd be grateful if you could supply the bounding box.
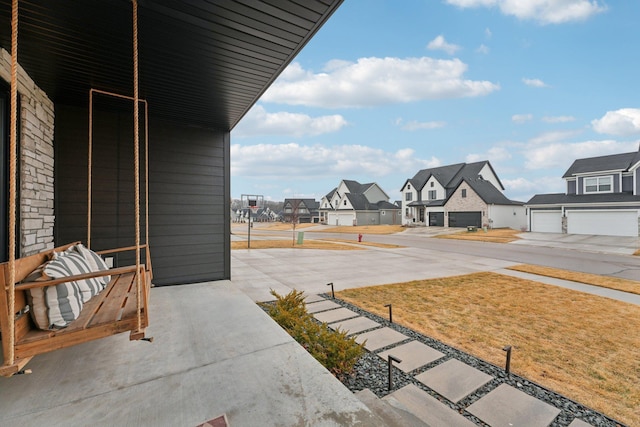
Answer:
[362,183,389,203]
[421,176,446,201]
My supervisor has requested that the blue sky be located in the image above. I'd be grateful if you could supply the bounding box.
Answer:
[231,0,640,204]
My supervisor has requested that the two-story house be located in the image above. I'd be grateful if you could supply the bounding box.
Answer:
[282,199,320,223]
[319,180,400,226]
[526,150,640,237]
[401,161,525,229]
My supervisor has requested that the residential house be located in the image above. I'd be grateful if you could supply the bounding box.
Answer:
[320,180,401,226]
[527,150,640,236]
[401,161,525,229]
[282,199,320,223]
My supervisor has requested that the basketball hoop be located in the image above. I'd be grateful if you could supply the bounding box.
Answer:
[250,205,260,215]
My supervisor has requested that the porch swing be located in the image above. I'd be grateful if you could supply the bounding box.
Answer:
[0,0,152,377]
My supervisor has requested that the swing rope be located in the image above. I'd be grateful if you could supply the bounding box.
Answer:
[6,0,19,367]
[132,0,142,334]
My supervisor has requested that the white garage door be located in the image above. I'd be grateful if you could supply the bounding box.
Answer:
[330,213,354,226]
[567,211,638,237]
[531,211,562,233]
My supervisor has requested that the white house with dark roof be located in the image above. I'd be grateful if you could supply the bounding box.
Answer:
[319,180,401,226]
[526,150,640,236]
[401,161,525,229]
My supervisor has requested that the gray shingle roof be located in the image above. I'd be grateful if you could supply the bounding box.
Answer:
[527,192,640,205]
[464,178,522,205]
[562,151,640,178]
[344,193,400,211]
[407,161,505,192]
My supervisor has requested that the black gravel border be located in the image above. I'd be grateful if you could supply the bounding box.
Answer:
[314,294,625,427]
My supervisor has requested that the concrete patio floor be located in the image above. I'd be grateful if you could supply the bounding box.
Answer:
[0,283,380,427]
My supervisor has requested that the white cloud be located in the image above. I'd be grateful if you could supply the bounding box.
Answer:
[445,0,606,24]
[261,58,500,108]
[427,35,461,55]
[528,129,582,144]
[542,115,576,123]
[524,140,640,170]
[522,77,548,88]
[502,176,564,200]
[396,118,446,131]
[592,108,640,136]
[485,28,492,39]
[233,105,347,138]
[476,44,490,54]
[466,146,512,163]
[512,113,533,124]
[231,143,441,179]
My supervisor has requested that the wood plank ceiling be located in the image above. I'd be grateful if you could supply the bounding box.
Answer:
[0,0,342,130]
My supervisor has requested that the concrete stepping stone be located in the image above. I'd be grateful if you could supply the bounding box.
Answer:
[306,299,341,314]
[378,341,444,373]
[415,359,493,403]
[313,307,359,323]
[354,327,408,351]
[467,384,561,427]
[383,384,476,427]
[303,294,326,303]
[328,316,379,335]
[568,419,594,427]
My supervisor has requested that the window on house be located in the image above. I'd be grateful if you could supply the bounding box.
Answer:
[430,181,434,187]
[584,176,612,193]
[343,200,347,206]
[407,184,411,190]
[461,189,467,198]
[405,192,412,201]
[428,190,436,200]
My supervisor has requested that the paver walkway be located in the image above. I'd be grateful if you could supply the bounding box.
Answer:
[307,296,610,427]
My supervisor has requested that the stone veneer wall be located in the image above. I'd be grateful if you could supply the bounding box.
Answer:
[445,181,488,227]
[1,48,55,256]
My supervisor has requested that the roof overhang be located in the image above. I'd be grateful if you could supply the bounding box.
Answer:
[0,0,342,130]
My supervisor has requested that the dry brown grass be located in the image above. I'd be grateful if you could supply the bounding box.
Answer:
[318,225,405,234]
[336,272,640,426]
[634,248,640,256]
[231,239,364,250]
[509,264,640,296]
[435,227,521,243]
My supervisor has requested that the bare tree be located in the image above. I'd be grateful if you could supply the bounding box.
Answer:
[284,199,302,246]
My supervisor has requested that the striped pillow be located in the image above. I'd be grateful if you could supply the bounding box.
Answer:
[45,251,105,303]
[26,261,84,329]
[73,244,111,286]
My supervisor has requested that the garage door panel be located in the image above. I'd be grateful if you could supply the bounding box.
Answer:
[429,212,444,226]
[449,211,481,228]
[531,211,562,233]
[568,211,637,237]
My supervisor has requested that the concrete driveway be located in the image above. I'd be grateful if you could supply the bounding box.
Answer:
[512,232,639,255]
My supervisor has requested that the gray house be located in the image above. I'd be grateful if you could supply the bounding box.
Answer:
[319,180,401,226]
[527,150,640,237]
[282,198,320,223]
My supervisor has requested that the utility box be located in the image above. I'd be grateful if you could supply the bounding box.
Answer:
[297,231,304,245]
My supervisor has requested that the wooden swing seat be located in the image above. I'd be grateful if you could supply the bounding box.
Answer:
[0,242,151,377]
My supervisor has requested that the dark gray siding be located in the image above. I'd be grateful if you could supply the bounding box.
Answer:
[613,173,620,193]
[567,180,576,195]
[55,104,229,286]
[622,175,633,193]
[576,177,583,195]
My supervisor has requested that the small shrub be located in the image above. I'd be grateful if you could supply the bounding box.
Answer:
[263,289,364,379]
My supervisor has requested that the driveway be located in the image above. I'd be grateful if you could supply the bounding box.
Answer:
[512,232,639,255]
